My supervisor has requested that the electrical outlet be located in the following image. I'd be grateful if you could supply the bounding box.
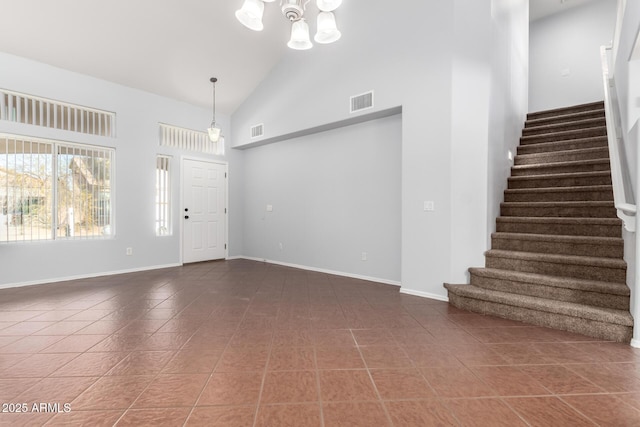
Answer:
[361,252,367,261]
[424,201,435,211]
[126,247,133,256]
[279,242,283,250]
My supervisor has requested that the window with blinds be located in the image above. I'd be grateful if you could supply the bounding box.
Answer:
[159,123,223,155]
[155,156,171,236]
[0,89,116,137]
[0,134,114,242]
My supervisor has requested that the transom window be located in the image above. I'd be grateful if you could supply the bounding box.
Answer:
[0,89,116,137]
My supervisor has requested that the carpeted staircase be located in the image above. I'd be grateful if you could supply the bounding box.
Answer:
[445,101,634,343]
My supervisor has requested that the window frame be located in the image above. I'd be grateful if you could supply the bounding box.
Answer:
[155,155,172,236]
[0,133,115,243]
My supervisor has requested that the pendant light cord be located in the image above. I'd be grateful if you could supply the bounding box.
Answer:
[210,77,218,126]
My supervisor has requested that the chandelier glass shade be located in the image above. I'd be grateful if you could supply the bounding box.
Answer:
[314,11,340,44]
[235,0,265,31]
[236,0,342,50]
[288,19,313,50]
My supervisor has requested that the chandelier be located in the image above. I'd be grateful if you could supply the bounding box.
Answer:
[235,0,342,50]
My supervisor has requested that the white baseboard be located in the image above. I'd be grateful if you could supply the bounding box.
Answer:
[236,256,401,287]
[0,263,182,290]
[399,287,449,302]
[631,338,640,349]
[0,257,404,292]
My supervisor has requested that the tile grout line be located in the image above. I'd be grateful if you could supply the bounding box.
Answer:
[349,328,395,427]
[183,274,254,427]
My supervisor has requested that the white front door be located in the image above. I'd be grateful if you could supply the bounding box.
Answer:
[182,159,227,263]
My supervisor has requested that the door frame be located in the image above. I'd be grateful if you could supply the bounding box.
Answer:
[180,155,229,264]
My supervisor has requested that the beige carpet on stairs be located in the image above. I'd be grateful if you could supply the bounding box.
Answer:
[445,101,634,343]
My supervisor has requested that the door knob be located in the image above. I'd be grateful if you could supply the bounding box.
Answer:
[185,208,189,212]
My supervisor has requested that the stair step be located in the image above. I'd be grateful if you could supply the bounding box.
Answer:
[520,126,607,145]
[469,267,630,310]
[525,108,605,128]
[491,232,623,258]
[484,249,626,283]
[515,147,609,166]
[526,101,605,121]
[500,201,617,218]
[495,217,622,237]
[517,136,607,155]
[522,117,606,136]
[444,283,633,342]
[503,186,613,203]
[508,172,612,189]
[444,101,632,344]
[511,158,610,176]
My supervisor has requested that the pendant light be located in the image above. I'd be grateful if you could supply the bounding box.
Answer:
[207,77,224,155]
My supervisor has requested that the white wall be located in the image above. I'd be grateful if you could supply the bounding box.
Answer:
[449,0,492,283]
[241,114,401,282]
[0,0,530,298]
[613,0,640,346]
[450,0,529,283]
[614,0,640,134]
[0,52,240,287]
[232,0,529,298]
[487,0,530,240]
[529,0,618,112]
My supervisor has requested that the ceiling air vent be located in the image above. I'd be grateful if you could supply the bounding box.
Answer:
[350,91,374,113]
[250,123,264,139]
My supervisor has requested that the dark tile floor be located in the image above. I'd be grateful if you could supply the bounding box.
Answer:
[0,259,639,426]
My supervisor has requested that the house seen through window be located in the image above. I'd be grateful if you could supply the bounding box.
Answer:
[0,134,113,242]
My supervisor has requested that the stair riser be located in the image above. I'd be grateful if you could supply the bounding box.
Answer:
[503,190,613,203]
[511,162,610,176]
[495,220,621,238]
[527,102,605,121]
[522,119,606,136]
[470,274,629,310]
[508,175,612,189]
[515,149,609,165]
[444,101,632,345]
[517,138,607,155]
[520,127,607,145]
[446,293,632,343]
[485,255,626,283]
[491,237,623,258]
[525,110,605,128]
[500,205,617,218]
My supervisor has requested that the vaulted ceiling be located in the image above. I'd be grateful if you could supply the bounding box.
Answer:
[0,0,601,114]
